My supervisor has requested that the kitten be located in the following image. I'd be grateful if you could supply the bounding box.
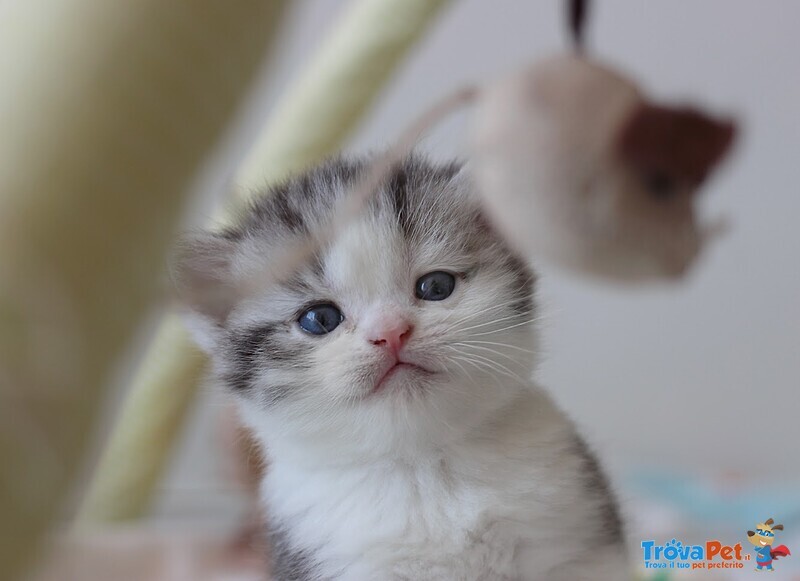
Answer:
[172,156,628,580]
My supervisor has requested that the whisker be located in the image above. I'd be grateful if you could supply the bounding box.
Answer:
[450,342,529,368]
[451,309,536,334]
[467,317,541,338]
[448,354,494,383]
[445,358,490,397]
[446,346,529,385]
[457,339,538,355]
[447,356,473,381]
[455,355,527,387]
[448,304,559,334]
[442,296,534,327]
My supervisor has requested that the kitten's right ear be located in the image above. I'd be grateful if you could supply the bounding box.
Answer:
[170,233,239,348]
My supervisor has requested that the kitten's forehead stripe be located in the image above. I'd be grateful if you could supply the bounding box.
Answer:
[309,251,326,280]
[384,159,465,246]
[234,157,366,241]
[272,191,306,233]
[387,163,412,240]
[281,273,314,295]
[231,155,479,255]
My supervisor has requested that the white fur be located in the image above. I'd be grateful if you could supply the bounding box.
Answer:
[242,387,627,580]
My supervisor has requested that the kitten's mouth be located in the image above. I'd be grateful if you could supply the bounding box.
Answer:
[372,360,433,395]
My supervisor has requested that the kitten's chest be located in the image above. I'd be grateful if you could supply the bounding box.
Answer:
[264,457,538,579]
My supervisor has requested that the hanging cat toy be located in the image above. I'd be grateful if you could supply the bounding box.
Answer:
[259,0,737,290]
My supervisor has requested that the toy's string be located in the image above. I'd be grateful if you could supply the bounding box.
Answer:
[567,0,589,52]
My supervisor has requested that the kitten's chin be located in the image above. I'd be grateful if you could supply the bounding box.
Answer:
[370,362,435,396]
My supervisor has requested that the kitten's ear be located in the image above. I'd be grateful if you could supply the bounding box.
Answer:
[445,161,478,203]
[446,160,470,183]
[170,233,239,348]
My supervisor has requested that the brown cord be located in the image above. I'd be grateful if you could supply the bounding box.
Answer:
[567,0,589,52]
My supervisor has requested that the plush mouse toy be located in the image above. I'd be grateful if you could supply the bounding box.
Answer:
[471,53,736,281]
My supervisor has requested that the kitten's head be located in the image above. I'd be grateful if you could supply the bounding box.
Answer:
[173,156,536,455]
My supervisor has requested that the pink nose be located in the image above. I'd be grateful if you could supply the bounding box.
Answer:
[368,319,413,355]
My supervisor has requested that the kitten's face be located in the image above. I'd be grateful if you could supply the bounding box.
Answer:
[175,158,536,451]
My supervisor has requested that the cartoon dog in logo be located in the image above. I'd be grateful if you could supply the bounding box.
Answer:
[747,518,791,571]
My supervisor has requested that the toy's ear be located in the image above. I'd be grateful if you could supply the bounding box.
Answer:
[169,233,240,350]
[773,524,784,531]
[616,103,736,186]
[765,518,775,526]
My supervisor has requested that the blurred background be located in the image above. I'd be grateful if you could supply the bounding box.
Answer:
[69,1,799,579]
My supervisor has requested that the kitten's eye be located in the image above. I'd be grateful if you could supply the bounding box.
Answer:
[298,303,343,335]
[415,271,456,301]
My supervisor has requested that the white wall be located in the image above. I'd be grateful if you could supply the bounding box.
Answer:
[158,0,800,522]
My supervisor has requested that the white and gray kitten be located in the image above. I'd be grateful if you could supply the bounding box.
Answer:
[173,156,628,580]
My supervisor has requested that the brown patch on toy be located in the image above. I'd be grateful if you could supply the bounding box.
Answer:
[618,104,736,186]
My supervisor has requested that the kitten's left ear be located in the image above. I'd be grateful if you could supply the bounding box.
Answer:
[169,233,240,348]
[445,160,470,183]
[444,161,481,204]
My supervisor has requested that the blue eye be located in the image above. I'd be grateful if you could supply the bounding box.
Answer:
[298,303,343,335]
[415,271,456,301]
